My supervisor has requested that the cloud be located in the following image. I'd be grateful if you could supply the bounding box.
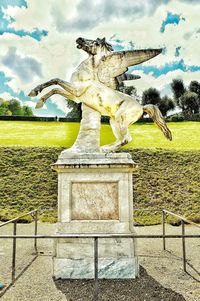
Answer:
[0,2,48,41]
[2,47,42,83]
[52,0,169,32]
[1,0,200,117]
[0,91,22,103]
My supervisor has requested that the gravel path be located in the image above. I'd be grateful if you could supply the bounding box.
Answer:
[0,222,199,301]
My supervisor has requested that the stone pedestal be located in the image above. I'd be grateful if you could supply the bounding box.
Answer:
[52,152,139,279]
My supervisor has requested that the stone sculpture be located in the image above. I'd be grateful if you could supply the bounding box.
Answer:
[29,37,172,152]
[29,38,172,279]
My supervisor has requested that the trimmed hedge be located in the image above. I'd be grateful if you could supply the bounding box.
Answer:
[0,147,199,225]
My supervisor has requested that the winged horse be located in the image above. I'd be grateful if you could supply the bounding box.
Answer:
[29,37,172,152]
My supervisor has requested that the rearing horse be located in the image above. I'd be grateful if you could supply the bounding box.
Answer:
[29,37,172,152]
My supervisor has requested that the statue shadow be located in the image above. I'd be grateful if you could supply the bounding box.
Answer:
[54,265,186,301]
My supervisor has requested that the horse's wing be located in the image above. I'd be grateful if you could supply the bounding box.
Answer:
[97,49,162,89]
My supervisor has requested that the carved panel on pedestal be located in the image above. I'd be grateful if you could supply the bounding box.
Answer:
[71,182,119,220]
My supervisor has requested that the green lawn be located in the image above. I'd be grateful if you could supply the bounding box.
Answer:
[0,120,199,150]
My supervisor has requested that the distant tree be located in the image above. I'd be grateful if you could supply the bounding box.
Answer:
[0,99,11,115]
[179,91,199,114]
[189,81,200,111]
[22,105,34,116]
[118,83,137,97]
[142,88,161,105]
[170,79,186,108]
[170,79,200,114]
[8,99,22,115]
[142,88,175,116]
[189,80,200,95]
[0,98,34,116]
[158,96,175,117]
[66,101,82,120]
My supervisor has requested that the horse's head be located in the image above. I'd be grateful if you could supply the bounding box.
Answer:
[76,37,113,55]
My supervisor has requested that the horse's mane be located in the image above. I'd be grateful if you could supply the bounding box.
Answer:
[96,38,113,52]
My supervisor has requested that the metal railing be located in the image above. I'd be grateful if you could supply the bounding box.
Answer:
[134,208,200,275]
[1,232,200,301]
[0,208,200,300]
[0,209,39,289]
[162,209,200,273]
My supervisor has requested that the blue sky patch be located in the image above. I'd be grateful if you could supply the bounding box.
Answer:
[0,72,13,94]
[0,0,27,8]
[0,27,48,41]
[130,59,200,77]
[160,12,183,33]
[0,1,48,41]
[0,71,30,101]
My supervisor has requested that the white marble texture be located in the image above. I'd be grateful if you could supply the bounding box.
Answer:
[53,257,138,279]
[71,182,118,220]
[52,152,139,279]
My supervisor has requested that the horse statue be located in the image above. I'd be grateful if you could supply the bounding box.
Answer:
[29,37,172,152]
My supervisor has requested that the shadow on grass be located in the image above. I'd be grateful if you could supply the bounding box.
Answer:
[54,265,186,301]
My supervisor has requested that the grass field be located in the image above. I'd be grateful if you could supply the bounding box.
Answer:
[0,120,200,150]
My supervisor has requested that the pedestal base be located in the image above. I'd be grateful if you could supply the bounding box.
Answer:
[52,152,139,279]
[53,256,138,279]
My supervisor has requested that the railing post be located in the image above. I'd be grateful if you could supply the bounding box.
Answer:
[94,237,99,301]
[162,210,166,251]
[181,220,187,272]
[34,210,38,254]
[12,221,17,283]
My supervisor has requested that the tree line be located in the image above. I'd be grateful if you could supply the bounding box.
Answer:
[134,79,200,118]
[0,98,34,116]
[171,79,200,115]
[1,78,199,120]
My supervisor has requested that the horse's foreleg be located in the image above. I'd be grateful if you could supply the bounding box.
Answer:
[35,88,75,108]
[29,78,81,97]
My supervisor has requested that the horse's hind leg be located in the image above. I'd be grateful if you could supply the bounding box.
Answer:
[101,117,132,152]
[35,88,75,108]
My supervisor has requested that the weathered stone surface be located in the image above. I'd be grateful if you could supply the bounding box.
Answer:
[56,221,130,234]
[53,257,138,279]
[52,152,139,279]
[56,239,134,258]
[64,104,101,153]
[71,182,118,220]
[54,151,136,166]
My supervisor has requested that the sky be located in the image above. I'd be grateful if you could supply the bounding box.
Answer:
[0,0,200,117]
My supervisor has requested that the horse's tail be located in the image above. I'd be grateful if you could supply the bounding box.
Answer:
[143,104,172,141]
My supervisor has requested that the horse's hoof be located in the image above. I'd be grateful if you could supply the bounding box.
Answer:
[28,89,38,97]
[100,146,111,153]
[35,100,44,109]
